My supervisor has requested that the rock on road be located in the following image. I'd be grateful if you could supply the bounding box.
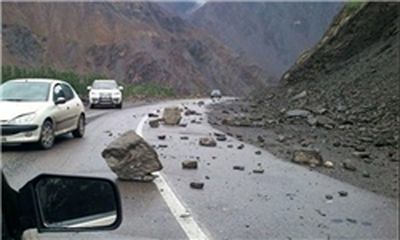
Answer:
[1,99,398,239]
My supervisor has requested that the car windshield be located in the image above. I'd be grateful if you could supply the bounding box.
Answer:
[92,81,117,90]
[0,81,50,102]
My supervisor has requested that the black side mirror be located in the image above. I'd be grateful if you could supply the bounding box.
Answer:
[14,174,122,237]
[55,97,66,105]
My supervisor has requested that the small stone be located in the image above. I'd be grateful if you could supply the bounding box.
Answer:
[333,141,341,147]
[190,182,204,189]
[292,149,323,166]
[233,166,245,171]
[216,135,227,141]
[199,137,217,147]
[227,144,233,148]
[342,159,356,171]
[277,135,286,142]
[182,161,198,169]
[257,136,265,143]
[346,218,357,224]
[205,176,210,180]
[338,191,348,197]
[352,151,370,159]
[255,151,262,155]
[180,136,189,140]
[237,144,245,150]
[148,113,159,118]
[149,119,160,128]
[158,135,166,140]
[323,161,334,168]
[253,169,264,174]
[325,194,333,200]
[362,171,370,178]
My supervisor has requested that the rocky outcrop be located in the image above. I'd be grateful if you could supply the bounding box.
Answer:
[102,130,162,181]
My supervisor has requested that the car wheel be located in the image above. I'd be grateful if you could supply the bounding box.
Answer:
[72,115,85,138]
[117,103,122,109]
[90,104,95,109]
[39,120,55,149]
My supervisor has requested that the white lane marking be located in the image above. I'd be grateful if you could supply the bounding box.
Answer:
[136,115,210,240]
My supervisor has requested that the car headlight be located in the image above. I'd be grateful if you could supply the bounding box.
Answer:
[9,112,36,125]
[90,92,99,98]
[112,92,121,97]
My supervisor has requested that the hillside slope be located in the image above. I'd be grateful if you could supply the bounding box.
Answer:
[208,2,399,198]
[1,2,267,95]
[190,2,342,81]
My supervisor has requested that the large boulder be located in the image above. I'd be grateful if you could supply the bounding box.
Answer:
[101,130,163,181]
[163,107,182,125]
[292,148,323,167]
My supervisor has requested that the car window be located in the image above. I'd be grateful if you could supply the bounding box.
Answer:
[60,84,75,101]
[0,81,50,102]
[92,81,117,90]
[53,84,66,101]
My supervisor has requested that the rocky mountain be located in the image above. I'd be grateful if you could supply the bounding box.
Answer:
[208,2,399,197]
[1,2,267,95]
[189,2,343,81]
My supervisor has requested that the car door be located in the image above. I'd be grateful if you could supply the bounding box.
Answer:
[60,83,81,130]
[52,84,70,133]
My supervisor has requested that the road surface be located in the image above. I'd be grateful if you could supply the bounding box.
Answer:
[1,99,398,239]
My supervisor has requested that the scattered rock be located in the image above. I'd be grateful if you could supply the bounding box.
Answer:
[342,159,357,171]
[323,161,334,168]
[199,137,217,147]
[346,218,357,224]
[338,191,348,197]
[253,168,264,174]
[182,160,198,169]
[101,130,162,181]
[277,135,286,143]
[352,151,370,159]
[158,135,166,140]
[292,149,323,166]
[325,194,333,200]
[216,135,227,141]
[163,107,182,125]
[148,113,159,118]
[333,141,341,147]
[257,136,265,143]
[286,109,311,118]
[233,165,245,171]
[227,144,233,148]
[190,182,204,190]
[290,90,307,101]
[149,119,160,128]
[180,136,189,140]
[255,151,262,155]
[316,116,336,129]
[184,109,201,116]
[237,144,245,150]
[197,101,205,106]
[362,171,370,178]
[179,123,188,128]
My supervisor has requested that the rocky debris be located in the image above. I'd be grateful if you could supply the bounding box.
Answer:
[216,134,227,141]
[101,130,162,181]
[338,191,348,197]
[277,135,286,143]
[184,109,201,116]
[233,165,245,171]
[197,101,205,106]
[323,161,334,168]
[158,135,166,140]
[148,113,159,118]
[352,151,370,158]
[257,136,265,143]
[182,160,198,169]
[227,144,233,148]
[286,109,311,118]
[315,116,336,129]
[255,151,262,155]
[253,168,264,174]
[346,218,357,224]
[149,119,160,128]
[362,171,370,178]
[342,159,357,171]
[237,144,245,150]
[157,144,168,148]
[199,137,217,147]
[179,123,188,128]
[292,149,323,167]
[180,136,189,140]
[163,107,182,125]
[290,90,307,101]
[190,182,204,190]
[325,194,333,200]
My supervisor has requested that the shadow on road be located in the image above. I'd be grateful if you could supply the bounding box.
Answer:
[1,134,74,152]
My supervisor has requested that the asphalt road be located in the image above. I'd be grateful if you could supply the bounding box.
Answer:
[1,99,398,240]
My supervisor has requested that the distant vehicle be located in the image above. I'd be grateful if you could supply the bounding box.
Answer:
[210,89,222,100]
[0,79,86,149]
[87,80,123,109]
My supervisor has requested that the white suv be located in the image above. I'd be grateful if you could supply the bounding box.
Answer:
[87,80,123,109]
[0,79,86,149]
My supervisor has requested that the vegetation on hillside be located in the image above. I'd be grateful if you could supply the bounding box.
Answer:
[1,65,175,98]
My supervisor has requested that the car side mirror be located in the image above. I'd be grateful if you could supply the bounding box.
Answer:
[55,97,66,105]
[16,174,122,236]
[87,86,92,91]
[118,86,124,91]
